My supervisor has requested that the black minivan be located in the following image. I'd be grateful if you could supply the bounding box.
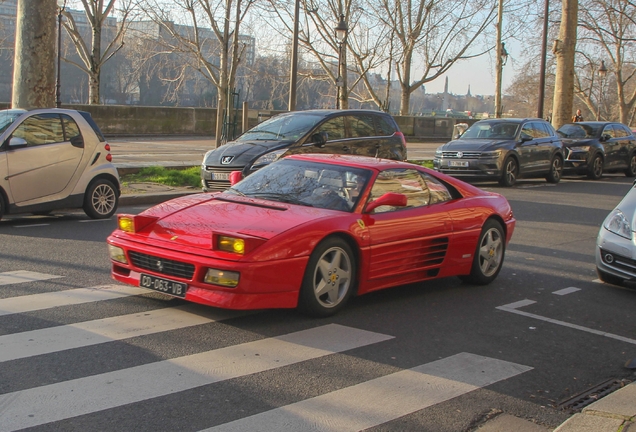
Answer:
[201,109,407,191]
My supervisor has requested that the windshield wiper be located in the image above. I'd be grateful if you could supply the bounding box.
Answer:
[245,192,310,206]
[226,187,246,196]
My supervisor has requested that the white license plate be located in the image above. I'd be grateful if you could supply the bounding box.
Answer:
[449,160,469,167]
[140,273,187,298]
[211,171,231,181]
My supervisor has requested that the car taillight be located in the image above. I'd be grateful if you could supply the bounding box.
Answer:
[104,143,112,161]
[395,131,406,146]
[104,143,111,151]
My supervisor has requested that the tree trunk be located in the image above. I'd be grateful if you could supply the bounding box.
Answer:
[551,0,578,129]
[12,0,56,109]
[399,56,412,115]
[89,22,102,104]
[215,0,233,146]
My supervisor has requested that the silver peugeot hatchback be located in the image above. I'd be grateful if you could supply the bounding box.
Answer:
[0,108,120,220]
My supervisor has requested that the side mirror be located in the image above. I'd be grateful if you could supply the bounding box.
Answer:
[311,131,328,148]
[519,133,533,142]
[365,192,408,213]
[600,134,611,142]
[8,136,27,148]
[229,171,243,185]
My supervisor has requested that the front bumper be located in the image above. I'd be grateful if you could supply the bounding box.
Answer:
[563,150,591,173]
[108,236,308,310]
[433,157,502,179]
[596,227,636,281]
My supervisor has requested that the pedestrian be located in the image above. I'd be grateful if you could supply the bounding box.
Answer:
[572,109,583,122]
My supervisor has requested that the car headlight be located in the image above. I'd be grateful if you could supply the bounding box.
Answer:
[435,147,443,157]
[481,150,502,158]
[604,209,633,239]
[569,145,590,152]
[251,149,287,168]
[108,245,128,264]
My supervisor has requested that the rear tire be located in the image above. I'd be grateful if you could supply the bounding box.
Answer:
[587,154,603,180]
[597,268,624,286]
[460,219,505,285]
[84,179,118,219]
[625,153,636,177]
[546,155,563,183]
[499,157,518,187]
[0,195,4,220]
[298,237,356,317]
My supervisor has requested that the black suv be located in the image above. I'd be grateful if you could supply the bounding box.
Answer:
[433,118,563,187]
[201,109,407,191]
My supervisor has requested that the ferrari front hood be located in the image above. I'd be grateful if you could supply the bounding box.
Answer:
[139,194,334,249]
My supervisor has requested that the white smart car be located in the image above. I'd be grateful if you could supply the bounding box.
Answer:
[0,108,120,220]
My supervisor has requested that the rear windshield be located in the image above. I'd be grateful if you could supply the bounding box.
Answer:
[79,111,106,142]
[238,113,323,142]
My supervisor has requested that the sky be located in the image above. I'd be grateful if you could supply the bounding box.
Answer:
[422,52,519,97]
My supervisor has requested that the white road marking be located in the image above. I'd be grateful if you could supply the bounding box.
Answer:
[0,324,392,431]
[13,224,50,228]
[0,270,62,286]
[0,285,147,316]
[0,305,237,362]
[79,219,112,223]
[203,353,532,432]
[552,287,581,296]
[497,300,636,345]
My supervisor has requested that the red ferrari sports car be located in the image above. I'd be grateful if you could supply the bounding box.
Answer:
[107,154,515,316]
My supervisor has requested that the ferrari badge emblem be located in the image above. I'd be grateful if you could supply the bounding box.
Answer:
[357,219,365,229]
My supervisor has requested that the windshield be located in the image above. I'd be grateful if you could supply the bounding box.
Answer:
[225,159,372,212]
[237,113,323,142]
[557,123,601,138]
[0,109,26,135]
[460,121,520,140]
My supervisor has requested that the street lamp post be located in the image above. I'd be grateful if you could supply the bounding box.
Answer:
[334,14,348,109]
[596,60,607,121]
[494,42,508,118]
[56,0,66,108]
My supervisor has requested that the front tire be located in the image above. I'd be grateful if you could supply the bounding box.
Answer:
[460,219,505,285]
[298,237,356,317]
[499,157,518,187]
[625,153,636,177]
[587,154,603,180]
[84,179,118,219]
[546,155,563,183]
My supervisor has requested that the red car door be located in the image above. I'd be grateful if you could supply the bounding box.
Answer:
[360,168,455,291]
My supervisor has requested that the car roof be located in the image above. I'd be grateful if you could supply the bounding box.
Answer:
[278,109,392,117]
[475,118,545,123]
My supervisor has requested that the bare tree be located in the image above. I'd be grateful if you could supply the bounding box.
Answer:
[61,0,133,104]
[576,0,636,124]
[370,0,497,115]
[139,0,254,143]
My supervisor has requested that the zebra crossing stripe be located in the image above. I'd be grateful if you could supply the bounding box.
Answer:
[0,324,393,431]
[0,285,148,316]
[0,305,244,362]
[203,352,533,432]
[0,270,62,286]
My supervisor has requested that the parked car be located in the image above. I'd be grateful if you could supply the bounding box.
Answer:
[596,180,636,285]
[109,154,515,317]
[200,109,407,192]
[557,121,636,180]
[0,108,120,220]
[433,118,564,186]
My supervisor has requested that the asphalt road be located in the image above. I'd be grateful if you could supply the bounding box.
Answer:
[0,174,635,431]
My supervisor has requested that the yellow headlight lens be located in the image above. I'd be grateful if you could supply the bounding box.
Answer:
[204,269,240,287]
[118,216,134,233]
[218,236,245,254]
